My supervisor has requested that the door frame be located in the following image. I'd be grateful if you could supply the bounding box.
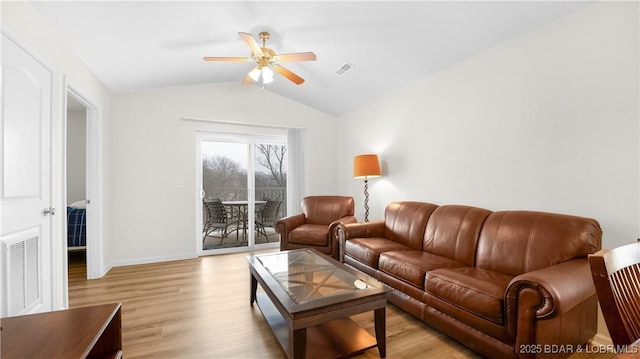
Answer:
[64,83,103,285]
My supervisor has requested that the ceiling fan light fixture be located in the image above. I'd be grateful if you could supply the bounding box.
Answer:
[261,66,274,84]
[204,31,315,86]
[248,67,261,82]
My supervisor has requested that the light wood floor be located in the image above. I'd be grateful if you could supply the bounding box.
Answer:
[68,251,613,359]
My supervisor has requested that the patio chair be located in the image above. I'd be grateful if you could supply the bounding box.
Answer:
[203,199,239,244]
[255,199,282,241]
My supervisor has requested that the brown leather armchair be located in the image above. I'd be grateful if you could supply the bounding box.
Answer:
[275,196,356,259]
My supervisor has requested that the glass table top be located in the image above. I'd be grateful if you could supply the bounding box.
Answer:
[256,250,375,304]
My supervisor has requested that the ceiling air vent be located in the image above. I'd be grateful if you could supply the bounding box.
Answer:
[335,62,355,76]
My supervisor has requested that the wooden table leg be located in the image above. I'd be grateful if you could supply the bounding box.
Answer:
[374,307,386,358]
[250,273,257,306]
[292,327,306,359]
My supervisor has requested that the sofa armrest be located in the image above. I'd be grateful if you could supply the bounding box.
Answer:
[339,220,386,239]
[328,215,358,233]
[275,214,306,251]
[275,213,306,232]
[327,216,357,259]
[336,221,385,262]
[505,259,597,357]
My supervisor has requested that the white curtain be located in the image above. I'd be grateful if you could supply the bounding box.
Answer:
[286,128,306,215]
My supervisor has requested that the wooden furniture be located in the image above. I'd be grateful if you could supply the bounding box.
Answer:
[247,248,389,359]
[590,242,640,348]
[612,339,640,358]
[1,303,123,359]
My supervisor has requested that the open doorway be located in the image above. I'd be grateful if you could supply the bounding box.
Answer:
[64,84,103,289]
[66,95,88,278]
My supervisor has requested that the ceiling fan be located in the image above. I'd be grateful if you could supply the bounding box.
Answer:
[203,31,316,85]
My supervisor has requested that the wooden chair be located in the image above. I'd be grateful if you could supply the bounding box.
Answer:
[589,242,640,348]
[203,199,239,244]
[255,199,282,241]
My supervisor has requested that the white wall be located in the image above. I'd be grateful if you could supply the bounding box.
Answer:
[110,83,337,265]
[1,1,112,307]
[337,1,638,344]
[66,110,86,204]
[338,1,639,250]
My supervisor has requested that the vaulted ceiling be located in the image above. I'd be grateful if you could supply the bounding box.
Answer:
[30,1,592,116]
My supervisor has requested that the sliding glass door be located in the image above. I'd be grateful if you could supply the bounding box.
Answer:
[198,133,286,254]
[253,143,287,244]
[201,141,249,251]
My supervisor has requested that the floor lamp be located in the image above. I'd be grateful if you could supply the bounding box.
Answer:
[353,154,381,222]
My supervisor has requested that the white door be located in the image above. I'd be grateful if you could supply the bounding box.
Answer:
[0,33,53,316]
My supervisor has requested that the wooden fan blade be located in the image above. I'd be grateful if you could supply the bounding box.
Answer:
[242,66,259,85]
[273,65,305,85]
[242,73,254,85]
[203,56,249,62]
[276,52,317,62]
[238,32,263,56]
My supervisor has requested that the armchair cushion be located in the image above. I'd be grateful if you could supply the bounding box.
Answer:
[288,224,329,246]
[302,196,355,225]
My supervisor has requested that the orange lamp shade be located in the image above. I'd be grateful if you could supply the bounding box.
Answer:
[353,154,381,178]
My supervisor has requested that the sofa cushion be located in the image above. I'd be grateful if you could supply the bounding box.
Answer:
[383,202,439,250]
[289,224,329,246]
[426,267,513,324]
[379,251,466,289]
[422,205,491,267]
[345,238,413,268]
[475,211,602,276]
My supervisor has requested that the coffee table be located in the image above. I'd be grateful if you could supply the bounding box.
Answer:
[247,249,389,359]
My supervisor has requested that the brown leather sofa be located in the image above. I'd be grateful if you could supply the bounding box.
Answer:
[276,195,356,258]
[337,201,602,359]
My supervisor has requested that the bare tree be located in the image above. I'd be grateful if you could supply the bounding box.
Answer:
[255,144,286,187]
[203,155,246,199]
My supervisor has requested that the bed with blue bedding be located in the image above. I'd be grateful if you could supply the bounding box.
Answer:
[67,205,86,248]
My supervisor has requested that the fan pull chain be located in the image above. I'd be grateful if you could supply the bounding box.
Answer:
[260,83,272,99]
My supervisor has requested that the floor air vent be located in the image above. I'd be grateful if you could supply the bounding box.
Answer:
[4,233,40,316]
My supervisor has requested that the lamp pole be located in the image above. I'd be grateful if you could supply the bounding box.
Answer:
[363,177,370,222]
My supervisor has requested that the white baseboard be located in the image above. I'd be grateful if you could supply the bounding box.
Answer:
[110,253,198,268]
[100,264,112,278]
[591,333,613,346]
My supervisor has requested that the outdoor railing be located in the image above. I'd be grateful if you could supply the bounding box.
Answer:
[204,186,287,219]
